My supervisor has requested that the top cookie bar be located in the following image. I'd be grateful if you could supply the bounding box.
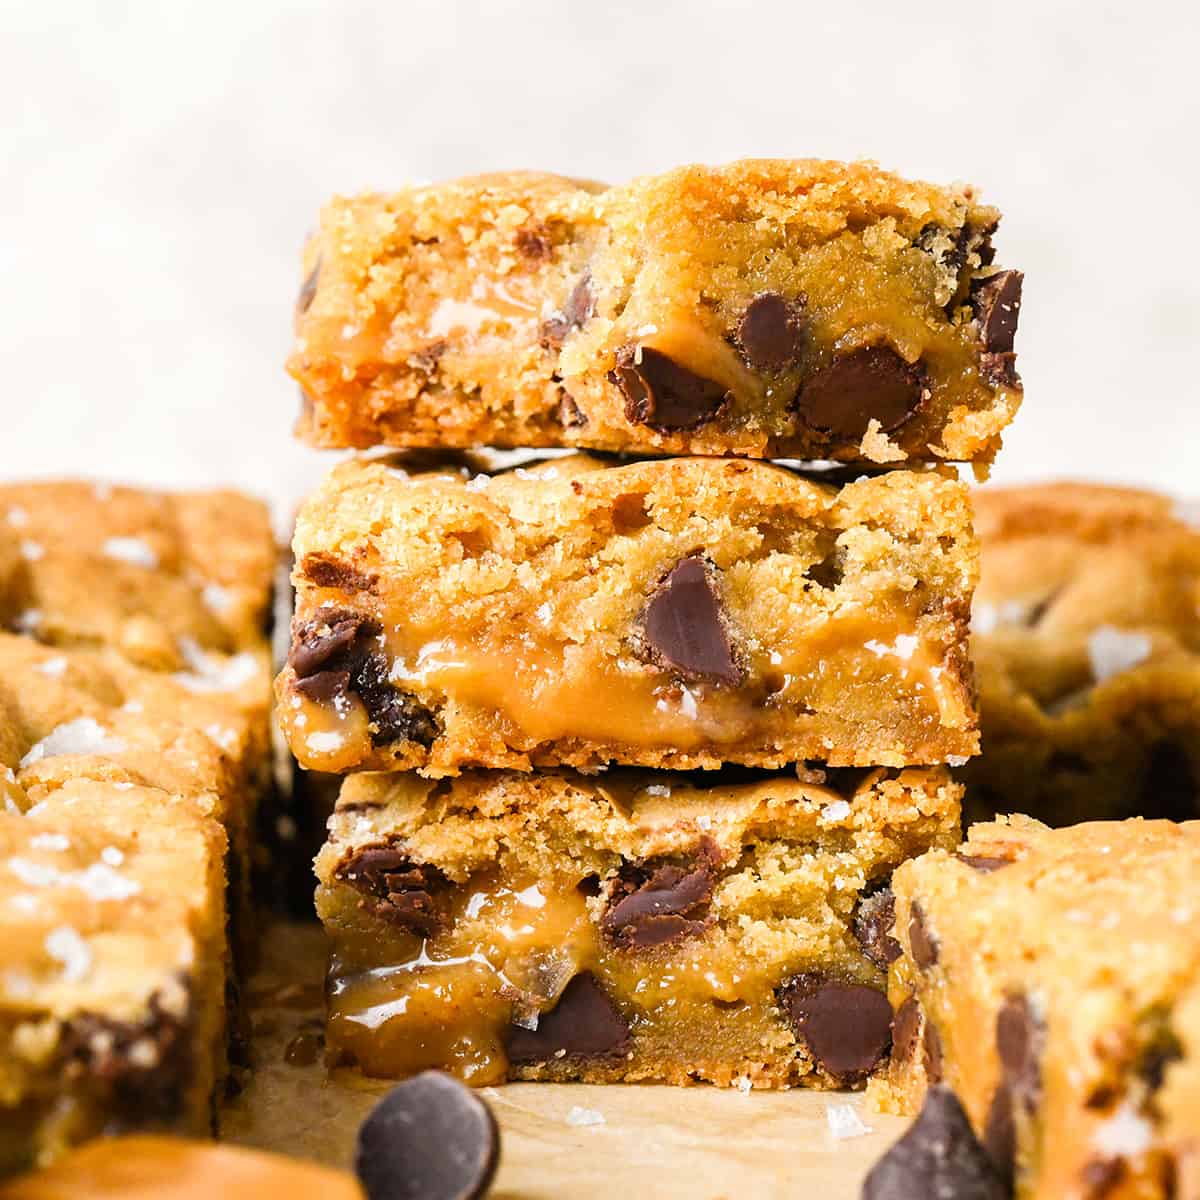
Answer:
[289,161,1022,465]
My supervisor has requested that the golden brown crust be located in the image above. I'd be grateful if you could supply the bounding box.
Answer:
[290,160,1020,464]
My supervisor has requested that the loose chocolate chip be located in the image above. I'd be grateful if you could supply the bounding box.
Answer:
[293,667,351,704]
[996,993,1043,1110]
[355,1071,499,1200]
[735,292,808,371]
[540,274,595,348]
[956,854,1012,873]
[971,270,1023,387]
[794,346,926,441]
[641,556,741,685]
[908,901,939,969]
[855,888,902,970]
[891,996,922,1062]
[336,848,446,937]
[288,609,369,678]
[611,345,730,431]
[297,255,321,313]
[778,974,893,1083]
[862,1085,1007,1200]
[505,972,631,1065]
[603,850,716,948]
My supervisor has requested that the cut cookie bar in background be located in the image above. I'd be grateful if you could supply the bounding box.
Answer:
[317,764,961,1089]
[279,454,980,775]
[872,816,1200,1198]
[0,781,228,1174]
[966,483,1200,824]
[290,161,1022,466]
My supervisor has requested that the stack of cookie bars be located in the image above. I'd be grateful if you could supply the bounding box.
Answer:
[0,483,277,1171]
[277,162,1021,1090]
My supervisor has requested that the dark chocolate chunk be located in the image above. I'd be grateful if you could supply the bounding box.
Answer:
[641,556,740,684]
[778,974,893,1083]
[735,292,808,371]
[891,996,922,1062]
[288,609,369,678]
[970,270,1023,387]
[794,346,926,440]
[335,848,446,936]
[611,345,730,431]
[956,854,1012,873]
[297,255,321,313]
[557,389,588,429]
[355,1070,499,1200]
[924,1017,944,1084]
[540,274,595,348]
[505,973,631,1065]
[997,993,1043,1109]
[353,650,438,747]
[603,848,716,948]
[863,1085,1008,1200]
[908,901,939,969]
[854,888,902,970]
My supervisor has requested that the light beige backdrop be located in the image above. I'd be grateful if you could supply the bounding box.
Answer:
[3,0,1198,514]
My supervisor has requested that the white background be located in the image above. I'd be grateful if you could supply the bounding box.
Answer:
[3,0,1197,520]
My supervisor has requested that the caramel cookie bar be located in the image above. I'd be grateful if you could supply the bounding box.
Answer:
[872,816,1200,1198]
[0,781,227,1173]
[0,480,275,670]
[317,764,961,1088]
[290,161,1022,466]
[278,455,980,775]
[966,483,1200,825]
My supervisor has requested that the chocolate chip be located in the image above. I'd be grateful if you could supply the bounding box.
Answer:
[288,609,369,678]
[794,346,926,440]
[908,901,939,969]
[557,389,588,428]
[540,274,595,348]
[735,292,808,371]
[855,888,901,970]
[293,667,351,704]
[297,255,321,313]
[778,974,893,1083]
[505,973,631,1066]
[611,345,730,431]
[863,1085,1008,1200]
[1081,1157,1126,1198]
[982,1080,1016,1182]
[891,996,922,1062]
[971,270,1023,387]
[997,993,1043,1110]
[924,1018,944,1084]
[603,848,716,948]
[641,556,740,685]
[355,1071,499,1200]
[335,848,446,936]
[301,552,378,592]
[515,226,552,260]
[353,650,438,747]
[956,854,1012,873]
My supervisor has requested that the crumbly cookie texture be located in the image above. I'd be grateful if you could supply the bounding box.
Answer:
[289,161,1022,466]
[278,454,980,775]
[316,765,961,1088]
[871,816,1200,1199]
[0,782,227,1175]
[966,483,1200,825]
[0,480,275,669]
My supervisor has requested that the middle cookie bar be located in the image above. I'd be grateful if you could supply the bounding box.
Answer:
[279,454,979,775]
[317,764,962,1088]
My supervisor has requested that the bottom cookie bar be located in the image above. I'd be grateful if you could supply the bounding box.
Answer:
[873,815,1200,1198]
[0,782,227,1174]
[316,765,961,1089]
